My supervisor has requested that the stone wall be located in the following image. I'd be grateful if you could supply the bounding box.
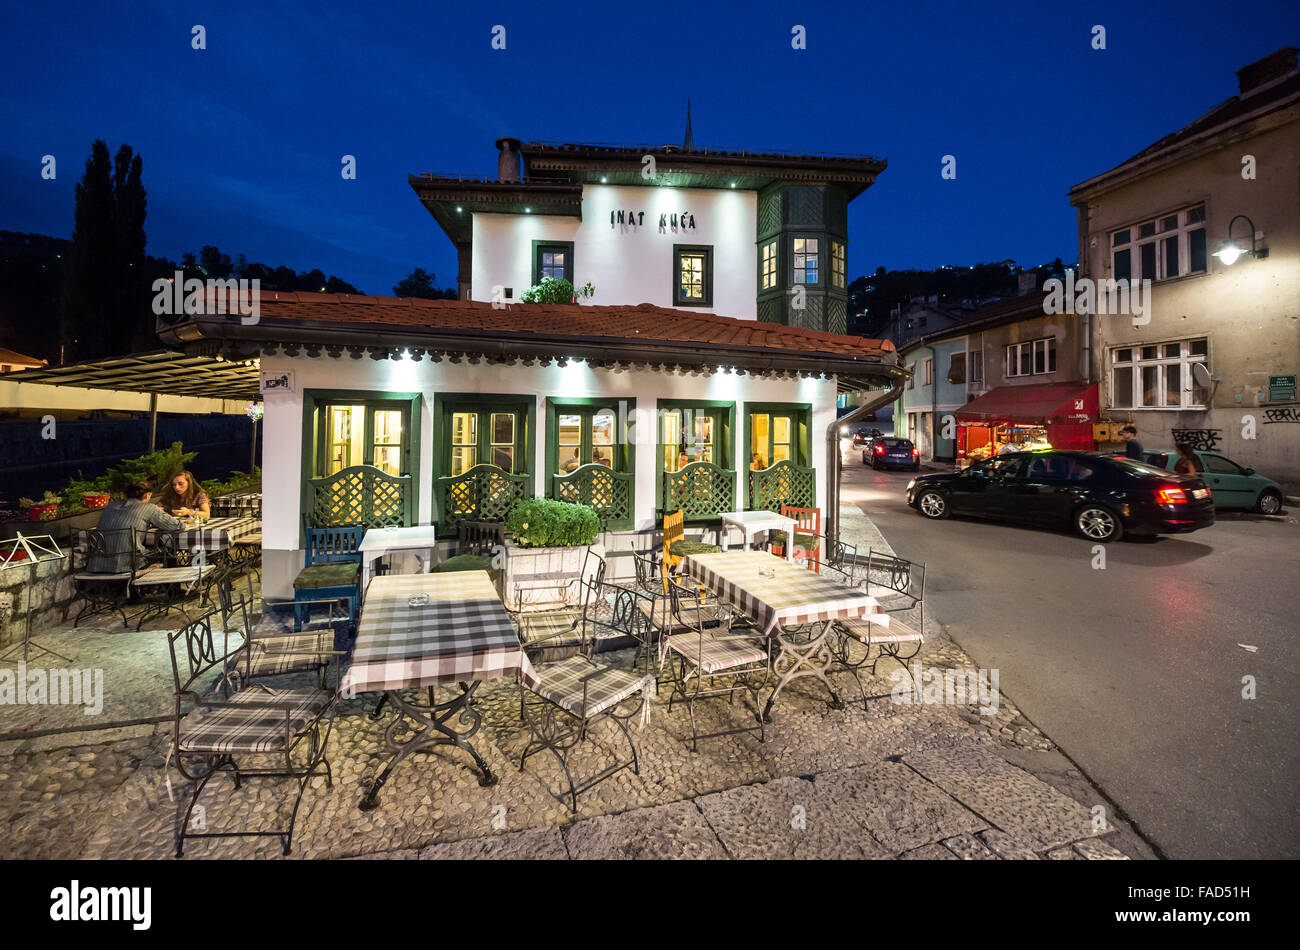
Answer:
[0,548,77,650]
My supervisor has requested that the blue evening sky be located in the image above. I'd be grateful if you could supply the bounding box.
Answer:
[1,0,1295,295]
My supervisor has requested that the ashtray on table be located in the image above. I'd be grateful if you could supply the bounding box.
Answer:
[408,594,430,607]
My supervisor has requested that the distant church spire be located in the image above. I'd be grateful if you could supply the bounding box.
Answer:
[683,100,694,151]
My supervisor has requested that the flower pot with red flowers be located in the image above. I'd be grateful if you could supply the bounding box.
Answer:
[22,491,62,521]
[82,493,111,509]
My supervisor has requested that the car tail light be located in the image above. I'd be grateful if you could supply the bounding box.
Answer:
[912,447,919,456]
[1156,487,1188,505]
[875,444,885,454]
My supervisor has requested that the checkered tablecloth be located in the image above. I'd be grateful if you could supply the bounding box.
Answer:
[178,517,260,551]
[211,491,262,516]
[341,572,540,696]
[679,550,879,637]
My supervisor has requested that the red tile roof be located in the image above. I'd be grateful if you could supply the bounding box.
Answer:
[248,291,894,358]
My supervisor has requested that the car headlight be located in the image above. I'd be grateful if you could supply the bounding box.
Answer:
[906,479,916,491]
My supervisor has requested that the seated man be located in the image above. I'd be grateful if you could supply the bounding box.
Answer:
[92,480,185,573]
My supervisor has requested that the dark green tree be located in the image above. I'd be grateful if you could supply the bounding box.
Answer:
[113,144,150,351]
[392,267,456,299]
[61,141,116,360]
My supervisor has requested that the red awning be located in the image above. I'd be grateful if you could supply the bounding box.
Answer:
[955,381,1098,426]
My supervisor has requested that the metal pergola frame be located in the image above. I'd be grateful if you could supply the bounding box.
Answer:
[4,350,261,401]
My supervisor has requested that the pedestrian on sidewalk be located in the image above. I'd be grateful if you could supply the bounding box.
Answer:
[1174,443,1200,475]
[1120,425,1144,460]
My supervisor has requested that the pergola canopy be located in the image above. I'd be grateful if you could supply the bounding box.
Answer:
[3,350,260,401]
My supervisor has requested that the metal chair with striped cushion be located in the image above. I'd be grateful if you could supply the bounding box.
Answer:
[663,574,770,751]
[166,609,337,857]
[518,562,654,812]
[831,612,925,711]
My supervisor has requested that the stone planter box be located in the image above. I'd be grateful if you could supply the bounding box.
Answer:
[502,540,604,613]
[1,509,102,544]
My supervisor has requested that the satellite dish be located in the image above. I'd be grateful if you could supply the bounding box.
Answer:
[1192,363,1214,388]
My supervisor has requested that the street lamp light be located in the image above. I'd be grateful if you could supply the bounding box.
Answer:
[1212,214,1269,265]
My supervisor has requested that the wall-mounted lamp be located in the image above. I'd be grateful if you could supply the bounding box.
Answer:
[1212,214,1268,266]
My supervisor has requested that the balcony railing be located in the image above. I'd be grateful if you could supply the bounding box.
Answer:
[553,463,634,530]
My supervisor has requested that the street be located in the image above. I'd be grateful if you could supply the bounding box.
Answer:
[840,441,1300,859]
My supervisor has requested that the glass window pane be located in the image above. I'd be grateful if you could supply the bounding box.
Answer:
[592,412,614,445]
[1189,339,1208,356]
[1161,215,1179,232]
[1140,242,1156,280]
[773,443,791,463]
[1163,343,1181,358]
[1034,342,1046,374]
[1019,348,1032,376]
[1113,229,1130,246]
[773,416,790,444]
[451,446,476,476]
[1139,221,1156,238]
[664,444,681,473]
[559,444,581,472]
[558,413,581,445]
[1166,363,1182,406]
[373,445,400,476]
[493,446,513,471]
[662,410,681,446]
[452,412,476,446]
[492,413,515,446]
[1189,228,1206,272]
[1114,248,1131,281]
[1112,367,1133,408]
[1163,236,1180,278]
[1114,348,1132,363]
[695,416,713,445]
[751,414,769,468]
[1141,366,1160,406]
[1141,345,1158,360]
[1186,206,1205,224]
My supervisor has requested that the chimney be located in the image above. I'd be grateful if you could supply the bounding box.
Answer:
[496,137,523,182]
[1236,47,1298,97]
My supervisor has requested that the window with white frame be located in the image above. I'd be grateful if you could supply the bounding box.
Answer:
[1111,204,1207,282]
[1110,338,1209,409]
[1006,338,1056,378]
[969,349,984,383]
[922,357,934,386]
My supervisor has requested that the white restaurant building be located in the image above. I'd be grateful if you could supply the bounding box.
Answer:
[158,135,902,599]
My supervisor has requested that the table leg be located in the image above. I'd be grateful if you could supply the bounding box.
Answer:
[783,523,794,562]
[359,682,497,810]
[720,524,731,553]
[762,620,843,722]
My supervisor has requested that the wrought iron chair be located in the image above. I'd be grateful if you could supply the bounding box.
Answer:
[293,520,363,631]
[214,577,342,691]
[662,574,770,751]
[72,528,137,627]
[510,546,607,662]
[769,504,822,572]
[166,608,338,857]
[129,529,218,630]
[518,567,654,812]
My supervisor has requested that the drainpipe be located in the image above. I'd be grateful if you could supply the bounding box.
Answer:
[825,370,907,548]
[926,342,938,461]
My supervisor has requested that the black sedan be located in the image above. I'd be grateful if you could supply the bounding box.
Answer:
[905,450,1215,542]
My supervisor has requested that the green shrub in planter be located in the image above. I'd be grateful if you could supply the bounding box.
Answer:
[504,498,599,548]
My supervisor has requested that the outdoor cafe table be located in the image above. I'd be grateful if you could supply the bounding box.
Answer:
[357,525,440,596]
[678,550,879,721]
[76,515,259,555]
[339,571,539,810]
[718,509,796,561]
[210,490,262,517]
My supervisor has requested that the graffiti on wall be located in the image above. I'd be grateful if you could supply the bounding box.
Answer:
[1171,428,1223,451]
[1263,408,1300,424]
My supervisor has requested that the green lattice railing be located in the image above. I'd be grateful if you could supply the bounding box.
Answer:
[748,461,817,512]
[553,463,634,530]
[664,461,736,522]
[436,464,533,537]
[308,464,411,528]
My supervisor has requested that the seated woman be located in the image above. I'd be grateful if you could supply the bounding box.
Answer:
[155,470,211,520]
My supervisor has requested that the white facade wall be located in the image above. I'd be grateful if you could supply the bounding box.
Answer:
[259,351,837,597]
[471,184,758,318]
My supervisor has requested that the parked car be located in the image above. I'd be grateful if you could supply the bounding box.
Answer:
[852,427,884,448]
[1140,449,1284,514]
[864,437,919,471]
[905,450,1215,542]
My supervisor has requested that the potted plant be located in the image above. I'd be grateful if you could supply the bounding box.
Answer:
[520,277,596,305]
[24,491,62,521]
[501,498,603,611]
[1,541,27,563]
[82,491,111,509]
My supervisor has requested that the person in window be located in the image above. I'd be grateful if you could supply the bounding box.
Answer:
[1174,443,1200,476]
[1119,425,1144,460]
[154,470,211,519]
[751,452,766,471]
[591,447,611,468]
[94,480,185,573]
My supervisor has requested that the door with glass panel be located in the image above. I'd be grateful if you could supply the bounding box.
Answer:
[661,409,717,473]
[447,409,523,476]
[557,409,618,473]
[749,413,794,471]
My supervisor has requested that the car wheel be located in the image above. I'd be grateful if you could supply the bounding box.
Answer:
[872,457,881,470]
[916,490,948,519]
[1256,489,1283,515]
[1074,505,1123,542]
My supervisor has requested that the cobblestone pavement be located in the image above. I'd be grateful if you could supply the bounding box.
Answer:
[0,531,1153,860]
